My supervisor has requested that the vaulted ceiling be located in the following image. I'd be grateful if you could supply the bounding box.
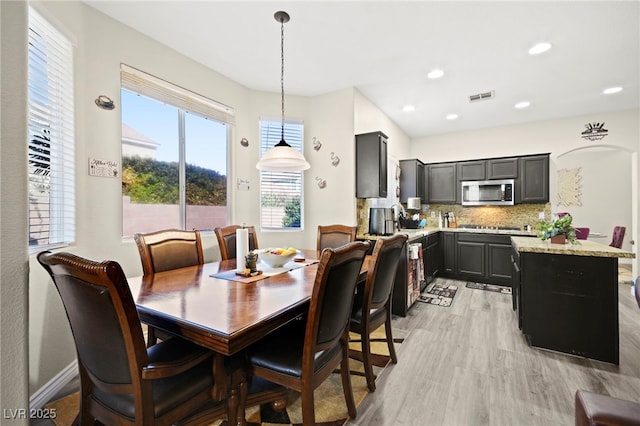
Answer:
[85,1,639,138]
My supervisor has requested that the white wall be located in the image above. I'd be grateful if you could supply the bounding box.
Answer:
[1,0,30,418]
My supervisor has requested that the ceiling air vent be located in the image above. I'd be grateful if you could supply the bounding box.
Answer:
[469,91,495,103]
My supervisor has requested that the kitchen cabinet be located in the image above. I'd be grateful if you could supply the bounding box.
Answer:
[441,232,513,286]
[458,160,486,181]
[399,159,425,203]
[511,246,522,328]
[355,131,387,198]
[487,157,518,179]
[427,163,457,204]
[424,232,440,285]
[516,154,549,203]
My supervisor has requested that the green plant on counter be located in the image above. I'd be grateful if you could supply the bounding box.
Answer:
[537,213,578,244]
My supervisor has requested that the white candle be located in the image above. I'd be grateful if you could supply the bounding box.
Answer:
[236,228,249,272]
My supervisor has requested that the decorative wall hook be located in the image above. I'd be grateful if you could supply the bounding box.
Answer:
[330,152,340,167]
[95,95,115,110]
[315,176,327,189]
[240,138,249,147]
[313,137,322,151]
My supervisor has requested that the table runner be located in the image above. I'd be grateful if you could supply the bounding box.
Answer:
[211,258,318,283]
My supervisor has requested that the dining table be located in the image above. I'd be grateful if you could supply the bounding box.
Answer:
[127,248,370,425]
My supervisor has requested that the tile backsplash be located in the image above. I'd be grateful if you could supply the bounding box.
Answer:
[356,198,551,235]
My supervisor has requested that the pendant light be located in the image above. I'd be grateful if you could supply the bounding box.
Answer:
[256,11,311,172]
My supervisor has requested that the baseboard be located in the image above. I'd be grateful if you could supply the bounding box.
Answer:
[30,359,78,410]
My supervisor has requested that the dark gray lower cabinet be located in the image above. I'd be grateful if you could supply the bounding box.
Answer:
[424,233,440,284]
[442,232,512,286]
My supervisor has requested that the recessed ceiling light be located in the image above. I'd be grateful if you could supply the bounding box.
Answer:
[603,86,623,95]
[402,105,415,112]
[445,114,458,120]
[528,42,552,55]
[514,101,531,109]
[427,69,444,79]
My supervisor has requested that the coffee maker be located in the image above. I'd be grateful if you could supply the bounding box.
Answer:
[368,207,395,235]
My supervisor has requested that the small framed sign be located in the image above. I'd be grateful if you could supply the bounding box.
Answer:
[88,158,119,178]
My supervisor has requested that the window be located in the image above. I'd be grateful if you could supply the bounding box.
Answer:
[27,7,75,250]
[120,65,232,236]
[259,120,305,230]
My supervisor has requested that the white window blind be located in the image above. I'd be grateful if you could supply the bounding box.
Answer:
[259,120,304,230]
[121,64,235,124]
[28,7,75,249]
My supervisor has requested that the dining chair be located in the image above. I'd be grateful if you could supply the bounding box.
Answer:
[134,229,204,346]
[316,224,357,252]
[609,226,626,248]
[349,233,407,392]
[37,251,223,426]
[246,241,370,426]
[575,227,590,240]
[214,224,259,260]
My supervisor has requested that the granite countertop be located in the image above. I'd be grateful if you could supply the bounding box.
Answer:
[511,236,635,259]
[358,226,538,242]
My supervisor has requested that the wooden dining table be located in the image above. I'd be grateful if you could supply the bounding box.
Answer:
[127,249,370,425]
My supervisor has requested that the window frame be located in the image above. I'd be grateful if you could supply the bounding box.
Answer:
[27,6,76,253]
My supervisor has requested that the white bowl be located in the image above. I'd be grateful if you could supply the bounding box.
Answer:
[259,250,297,268]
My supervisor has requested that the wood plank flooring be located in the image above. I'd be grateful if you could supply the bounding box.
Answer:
[348,277,640,426]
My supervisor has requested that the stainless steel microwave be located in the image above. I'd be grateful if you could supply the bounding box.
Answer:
[461,179,514,206]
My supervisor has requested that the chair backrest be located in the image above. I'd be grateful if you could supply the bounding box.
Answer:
[305,241,369,357]
[214,225,259,260]
[575,227,590,240]
[317,224,357,252]
[134,229,204,275]
[37,251,149,388]
[365,234,408,309]
[609,226,626,249]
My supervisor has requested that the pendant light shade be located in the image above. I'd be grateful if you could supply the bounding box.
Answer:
[256,11,310,172]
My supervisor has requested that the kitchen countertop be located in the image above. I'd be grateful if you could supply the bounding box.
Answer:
[358,226,538,242]
[511,236,635,259]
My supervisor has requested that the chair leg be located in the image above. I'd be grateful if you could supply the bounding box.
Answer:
[300,384,316,426]
[360,329,376,392]
[340,337,357,419]
[146,326,157,348]
[385,314,398,364]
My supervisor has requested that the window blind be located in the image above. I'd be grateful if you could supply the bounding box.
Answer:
[121,64,235,124]
[259,120,304,230]
[27,7,75,249]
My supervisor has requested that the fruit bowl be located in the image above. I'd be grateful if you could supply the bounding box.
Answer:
[258,248,297,268]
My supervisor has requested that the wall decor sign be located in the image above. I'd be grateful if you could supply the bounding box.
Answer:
[557,167,582,207]
[89,158,119,178]
[581,122,608,141]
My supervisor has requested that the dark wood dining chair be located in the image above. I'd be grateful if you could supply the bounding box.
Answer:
[134,229,204,346]
[317,224,357,252]
[349,233,407,392]
[609,226,626,248]
[214,224,259,260]
[37,251,224,426]
[134,229,204,275]
[246,241,370,426]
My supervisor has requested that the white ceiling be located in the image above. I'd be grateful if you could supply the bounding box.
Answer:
[84,1,640,138]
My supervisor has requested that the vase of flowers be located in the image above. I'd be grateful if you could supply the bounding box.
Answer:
[537,213,577,244]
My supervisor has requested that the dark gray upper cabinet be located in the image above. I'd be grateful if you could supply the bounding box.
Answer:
[458,160,486,181]
[517,154,549,203]
[487,158,518,179]
[399,159,425,203]
[427,163,457,204]
[355,131,387,198]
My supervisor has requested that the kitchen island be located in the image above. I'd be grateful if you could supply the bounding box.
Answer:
[511,236,635,364]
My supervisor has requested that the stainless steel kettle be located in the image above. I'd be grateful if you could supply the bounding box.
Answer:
[369,207,395,235]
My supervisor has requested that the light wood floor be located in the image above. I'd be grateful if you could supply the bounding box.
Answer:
[348,277,640,426]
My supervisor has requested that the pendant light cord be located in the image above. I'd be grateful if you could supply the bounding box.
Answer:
[280,14,285,143]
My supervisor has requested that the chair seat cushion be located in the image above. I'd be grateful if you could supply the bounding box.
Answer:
[247,319,341,378]
[350,306,386,330]
[575,390,640,426]
[92,338,214,420]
